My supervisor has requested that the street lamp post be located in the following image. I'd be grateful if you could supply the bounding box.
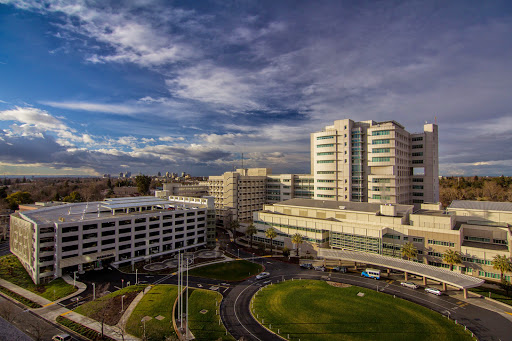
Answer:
[93,282,96,301]
[121,279,124,289]
[121,295,126,312]
[73,271,78,288]
[136,269,138,285]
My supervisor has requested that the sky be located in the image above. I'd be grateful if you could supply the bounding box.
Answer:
[0,0,511,177]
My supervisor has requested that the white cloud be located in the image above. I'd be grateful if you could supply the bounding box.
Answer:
[159,136,185,142]
[0,106,69,131]
[41,101,142,115]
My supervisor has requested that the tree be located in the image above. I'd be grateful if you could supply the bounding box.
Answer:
[292,233,303,257]
[245,223,257,249]
[282,247,290,258]
[6,191,32,210]
[442,249,462,271]
[135,175,152,195]
[265,227,278,255]
[400,242,418,261]
[492,255,512,280]
[499,278,512,296]
[63,191,82,202]
[230,220,240,237]
[107,178,113,189]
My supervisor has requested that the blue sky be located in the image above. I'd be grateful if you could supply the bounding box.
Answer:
[0,0,511,177]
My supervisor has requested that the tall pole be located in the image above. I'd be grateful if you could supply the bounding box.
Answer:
[186,257,189,339]
[180,252,183,330]
[93,283,96,301]
[136,269,138,285]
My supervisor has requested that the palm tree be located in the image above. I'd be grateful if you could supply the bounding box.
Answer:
[292,233,304,257]
[492,255,512,280]
[442,249,462,271]
[400,242,418,261]
[265,227,278,255]
[230,220,240,238]
[245,223,257,249]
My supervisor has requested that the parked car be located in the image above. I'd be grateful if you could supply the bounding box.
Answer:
[52,334,71,341]
[300,263,313,269]
[400,281,419,289]
[314,266,326,272]
[256,272,270,280]
[332,266,347,273]
[425,287,442,296]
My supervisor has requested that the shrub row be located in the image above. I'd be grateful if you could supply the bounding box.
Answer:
[0,285,42,308]
[56,315,116,341]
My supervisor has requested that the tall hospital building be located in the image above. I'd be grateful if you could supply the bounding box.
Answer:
[207,119,438,223]
[311,119,438,205]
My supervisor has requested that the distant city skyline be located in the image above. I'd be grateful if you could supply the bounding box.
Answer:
[0,1,511,176]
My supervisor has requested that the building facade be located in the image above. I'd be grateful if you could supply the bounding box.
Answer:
[253,199,511,282]
[310,119,439,205]
[10,197,212,284]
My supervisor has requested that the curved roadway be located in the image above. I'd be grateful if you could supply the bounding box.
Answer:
[220,246,512,341]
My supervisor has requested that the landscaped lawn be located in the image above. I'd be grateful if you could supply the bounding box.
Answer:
[125,285,179,341]
[74,285,147,325]
[188,289,235,341]
[469,286,512,306]
[252,280,474,341]
[0,255,76,300]
[188,260,263,281]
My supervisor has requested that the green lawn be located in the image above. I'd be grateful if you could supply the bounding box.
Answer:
[188,260,263,281]
[252,280,474,341]
[469,286,512,306]
[0,255,76,300]
[188,289,235,341]
[74,285,147,325]
[125,285,178,341]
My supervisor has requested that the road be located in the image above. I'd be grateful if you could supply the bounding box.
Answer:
[219,245,512,341]
[0,295,86,341]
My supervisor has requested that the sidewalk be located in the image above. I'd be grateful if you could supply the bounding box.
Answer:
[0,277,141,340]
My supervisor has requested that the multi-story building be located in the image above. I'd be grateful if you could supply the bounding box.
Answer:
[10,196,212,284]
[157,182,209,198]
[310,119,438,206]
[253,199,512,282]
[207,168,270,223]
[207,169,314,224]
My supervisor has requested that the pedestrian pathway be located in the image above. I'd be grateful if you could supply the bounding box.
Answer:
[0,276,141,340]
[117,285,152,329]
[0,278,51,306]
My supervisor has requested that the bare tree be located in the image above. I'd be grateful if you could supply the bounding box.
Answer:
[0,301,18,323]
[26,318,47,341]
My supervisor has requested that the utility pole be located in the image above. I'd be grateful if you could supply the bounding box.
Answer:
[186,256,189,339]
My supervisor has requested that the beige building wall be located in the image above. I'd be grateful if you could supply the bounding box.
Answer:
[311,119,439,206]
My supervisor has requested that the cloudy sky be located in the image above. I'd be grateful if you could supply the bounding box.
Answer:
[0,0,511,177]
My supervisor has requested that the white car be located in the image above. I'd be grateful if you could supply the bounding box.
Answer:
[400,281,419,289]
[256,272,270,280]
[425,287,442,296]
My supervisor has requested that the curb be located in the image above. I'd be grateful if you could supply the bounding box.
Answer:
[483,296,512,311]
[249,282,287,341]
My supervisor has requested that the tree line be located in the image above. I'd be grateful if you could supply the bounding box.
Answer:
[440,176,512,207]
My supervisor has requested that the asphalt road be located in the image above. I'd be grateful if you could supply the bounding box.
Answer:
[219,245,512,341]
[0,295,86,341]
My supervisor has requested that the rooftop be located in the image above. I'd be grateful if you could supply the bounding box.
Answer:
[413,209,452,217]
[20,197,205,225]
[274,198,413,216]
[449,200,512,213]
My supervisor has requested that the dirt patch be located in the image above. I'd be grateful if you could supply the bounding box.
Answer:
[327,281,352,288]
[90,291,140,326]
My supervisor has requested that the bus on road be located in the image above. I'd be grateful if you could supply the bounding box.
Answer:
[361,268,381,279]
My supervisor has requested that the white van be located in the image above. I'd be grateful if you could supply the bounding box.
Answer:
[361,268,381,279]
[52,334,71,341]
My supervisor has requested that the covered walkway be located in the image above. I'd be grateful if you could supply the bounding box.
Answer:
[318,248,484,298]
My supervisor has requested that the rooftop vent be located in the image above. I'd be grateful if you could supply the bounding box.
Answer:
[339,206,346,210]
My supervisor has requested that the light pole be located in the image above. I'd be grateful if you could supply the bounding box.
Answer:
[141,317,146,341]
[73,271,78,288]
[93,283,96,301]
[186,256,189,339]
[121,279,124,289]
[121,295,126,312]
[136,269,138,285]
